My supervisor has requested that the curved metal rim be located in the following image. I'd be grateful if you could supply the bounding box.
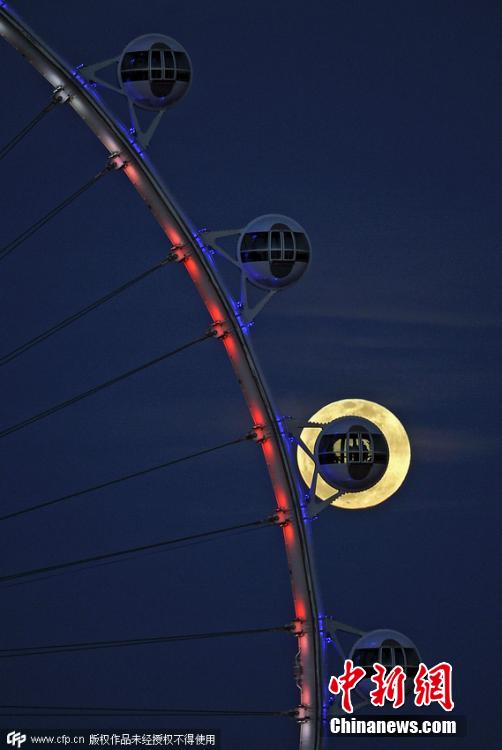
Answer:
[0,7,325,748]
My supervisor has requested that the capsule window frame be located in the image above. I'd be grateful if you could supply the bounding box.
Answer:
[267,230,298,263]
[149,50,162,79]
[318,431,376,466]
[121,48,186,86]
[238,227,311,279]
[162,50,176,80]
[121,50,149,72]
[378,645,413,674]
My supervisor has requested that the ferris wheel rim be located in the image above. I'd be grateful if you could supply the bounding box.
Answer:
[0,6,325,748]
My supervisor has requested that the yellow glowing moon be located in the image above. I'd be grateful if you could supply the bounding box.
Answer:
[296,399,411,510]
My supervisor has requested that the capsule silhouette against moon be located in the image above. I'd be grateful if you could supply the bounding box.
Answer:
[297,399,411,509]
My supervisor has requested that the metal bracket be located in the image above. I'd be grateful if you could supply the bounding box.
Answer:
[78,57,122,94]
[266,512,285,527]
[247,423,268,444]
[107,150,127,171]
[285,428,343,518]
[239,275,278,322]
[77,57,167,148]
[293,704,310,723]
[201,228,279,322]
[127,99,165,147]
[324,616,370,717]
[52,85,71,104]
[306,492,344,519]
[276,513,291,528]
[323,617,366,641]
[288,618,306,637]
[200,229,242,267]
[166,243,190,263]
[209,320,230,340]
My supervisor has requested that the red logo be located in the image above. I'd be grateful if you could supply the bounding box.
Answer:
[369,663,406,709]
[328,660,454,713]
[328,659,366,713]
[414,662,454,711]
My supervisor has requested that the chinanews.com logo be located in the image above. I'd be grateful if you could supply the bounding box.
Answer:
[327,661,459,737]
[6,732,27,749]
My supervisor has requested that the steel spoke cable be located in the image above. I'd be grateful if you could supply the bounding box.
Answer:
[0,93,62,163]
[0,624,291,659]
[0,157,120,263]
[0,256,177,367]
[1,522,268,591]
[0,516,276,584]
[0,332,211,439]
[0,434,250,522]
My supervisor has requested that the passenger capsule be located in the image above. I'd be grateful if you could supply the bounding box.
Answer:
[238,214,311,290]
[315,415,389,492]
[118,34,192,110]
[349,629,421,695]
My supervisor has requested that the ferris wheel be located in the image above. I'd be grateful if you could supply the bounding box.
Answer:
[0,5,416,748]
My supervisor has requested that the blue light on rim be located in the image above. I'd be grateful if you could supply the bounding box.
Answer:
[191,230,255,334]
[192,231,215,265]
[317,615,330,722]
[0,2,22,21]
[70,65,148,160]
[278,417,313,522]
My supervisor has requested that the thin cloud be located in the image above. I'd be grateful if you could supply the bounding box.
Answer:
[410,427,494,463]
[278,301,502,330]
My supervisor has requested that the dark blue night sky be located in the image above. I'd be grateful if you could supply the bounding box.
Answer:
[0,1,501,748]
